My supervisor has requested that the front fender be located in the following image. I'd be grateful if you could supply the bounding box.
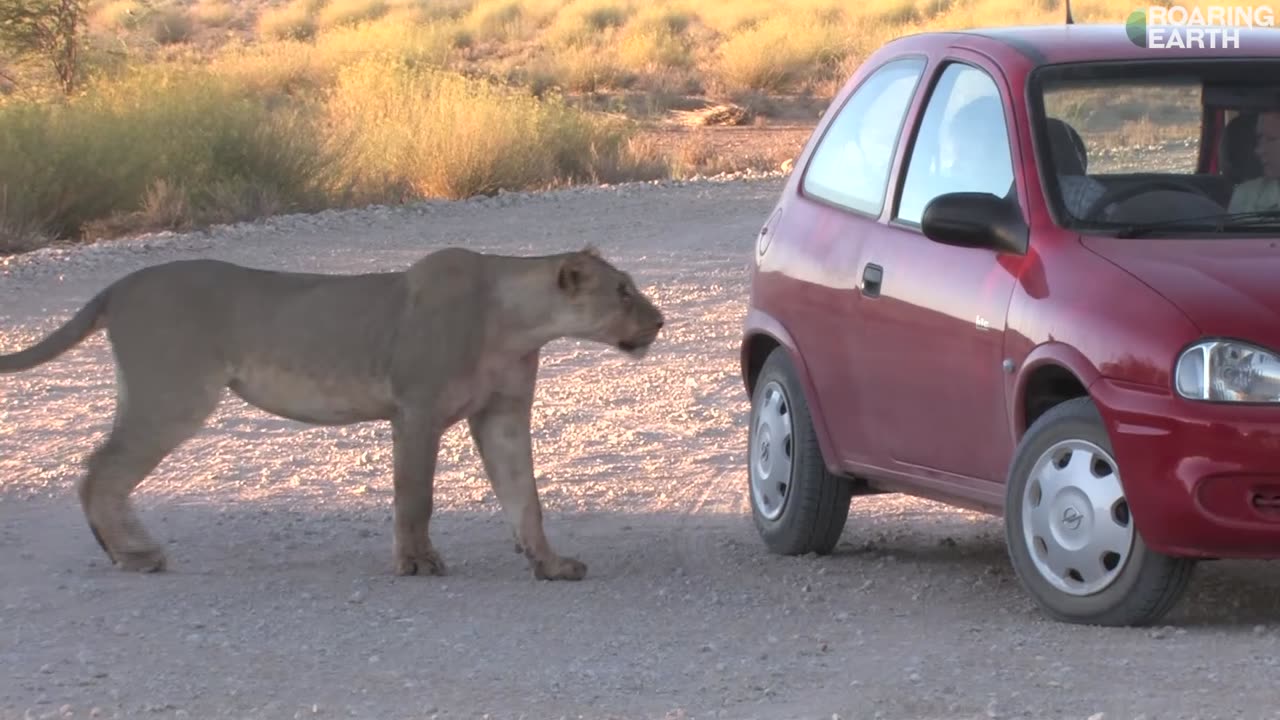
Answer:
[1009,341,1101,435]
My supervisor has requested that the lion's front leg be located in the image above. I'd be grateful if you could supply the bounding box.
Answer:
[390,412,446,577]
[469,396,585,582]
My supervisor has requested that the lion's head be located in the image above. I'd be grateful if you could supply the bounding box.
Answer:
[552,247,664,358]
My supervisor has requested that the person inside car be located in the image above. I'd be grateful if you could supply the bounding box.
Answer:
[1228,110,1280,212]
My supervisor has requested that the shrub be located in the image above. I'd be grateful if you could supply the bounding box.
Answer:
[464,0,524,42]
[210,19,455,100]
[0,66,334,243]
[316,0,389,29]
[189,0,237,28]
[618,24,693,72]
[257,0,318,41]
[535,42,634,93]
[323,57,645,201]
[147,4,193,44]
[89,0,143,31]
[710,14,847,94]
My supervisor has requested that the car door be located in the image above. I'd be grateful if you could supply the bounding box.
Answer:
[782,55,930,467]
[852,54,1023,491]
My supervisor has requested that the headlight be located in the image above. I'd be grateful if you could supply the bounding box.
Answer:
[1176,340,1280,402]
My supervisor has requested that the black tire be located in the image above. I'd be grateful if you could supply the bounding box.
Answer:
[1004,396,1195,626]
[747,347,851,555]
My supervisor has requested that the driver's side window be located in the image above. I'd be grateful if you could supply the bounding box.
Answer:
[896,63,1015,226]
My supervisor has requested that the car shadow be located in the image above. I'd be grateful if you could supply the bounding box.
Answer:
[1164,559,1280,627]
[809,512,1280,626]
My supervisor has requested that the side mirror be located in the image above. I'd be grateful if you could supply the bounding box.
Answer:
[920,191,1028,255]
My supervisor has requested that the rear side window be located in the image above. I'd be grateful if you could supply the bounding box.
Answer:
[801,57,926,216]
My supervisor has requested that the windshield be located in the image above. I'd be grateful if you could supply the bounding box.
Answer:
[1032,60,1280,236]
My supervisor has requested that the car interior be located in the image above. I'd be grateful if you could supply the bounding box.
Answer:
[1039,78,1280,230]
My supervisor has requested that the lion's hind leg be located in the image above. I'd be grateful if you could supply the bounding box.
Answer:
[79,361,224,572]
[390,411,448,577]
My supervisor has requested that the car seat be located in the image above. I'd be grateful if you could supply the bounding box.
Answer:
[1220,111,1263,184]
[1045,117,1088,175]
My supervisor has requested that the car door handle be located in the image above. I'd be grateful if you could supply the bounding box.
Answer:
[862,263,883,297]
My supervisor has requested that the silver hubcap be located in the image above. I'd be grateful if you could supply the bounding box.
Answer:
[751,381,793,521]
[1022,439,1134,596]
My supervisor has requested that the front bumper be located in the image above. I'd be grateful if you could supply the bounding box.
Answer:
[1091,377,1280,559]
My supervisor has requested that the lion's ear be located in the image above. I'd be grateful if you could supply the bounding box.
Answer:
[557,258,585,295]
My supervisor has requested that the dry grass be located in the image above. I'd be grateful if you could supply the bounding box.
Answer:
[79,0,1205,100]
[0,48,657,246]
[711,14,847,94]
[546,0,634,45]
[661,130,779,178]
[257,0,320,40]
[462,0,528,42]
[0,66,335,243]
[89,0,145,32]
[533,43,634,93]
[208,18,456,98]
[316,0,390,29]
[617,18,694,71]
[324,57,653,200]
[190,0,238,27]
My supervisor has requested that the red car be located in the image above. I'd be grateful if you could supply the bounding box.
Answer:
[740,22,1280,627]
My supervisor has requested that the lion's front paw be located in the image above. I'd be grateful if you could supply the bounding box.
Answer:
[533,555,587,581]
[396,548,447,577]
[114,546,167,573]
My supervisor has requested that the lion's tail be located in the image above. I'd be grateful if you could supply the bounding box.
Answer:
[0,288,110,373]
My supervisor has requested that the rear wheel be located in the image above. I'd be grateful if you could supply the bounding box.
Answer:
[1004,397,1195,626]
[748,348,851,555]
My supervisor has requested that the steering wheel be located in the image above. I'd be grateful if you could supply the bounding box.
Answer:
[1083,178,1216,220]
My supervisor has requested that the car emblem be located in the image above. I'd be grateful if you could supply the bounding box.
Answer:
[1062,506,1084,530]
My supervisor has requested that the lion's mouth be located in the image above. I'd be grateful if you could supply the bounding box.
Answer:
[616,326,662,357]
[616,338,653,357]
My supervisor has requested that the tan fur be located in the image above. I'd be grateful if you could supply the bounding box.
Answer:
[0,246,665,580]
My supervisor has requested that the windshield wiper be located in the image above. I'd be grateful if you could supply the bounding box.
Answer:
[1113,209,1280,238]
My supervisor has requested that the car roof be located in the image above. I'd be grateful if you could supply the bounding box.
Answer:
[886,23,1280,67]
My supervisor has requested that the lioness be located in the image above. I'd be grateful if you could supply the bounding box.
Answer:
[0,246,664,580]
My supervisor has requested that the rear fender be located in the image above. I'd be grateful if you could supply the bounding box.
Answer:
[741,308,841,476]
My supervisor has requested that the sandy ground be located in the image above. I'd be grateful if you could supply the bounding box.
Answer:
[3,176,1280,720]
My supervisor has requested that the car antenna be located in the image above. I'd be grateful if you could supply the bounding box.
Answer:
[1065,0,1075,24]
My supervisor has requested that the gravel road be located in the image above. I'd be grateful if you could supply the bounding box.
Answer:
[2,175,1280,720]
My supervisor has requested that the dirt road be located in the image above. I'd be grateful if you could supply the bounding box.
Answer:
[2,177,1279,720]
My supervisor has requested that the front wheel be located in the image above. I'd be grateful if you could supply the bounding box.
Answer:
[747,348,851,555]
[1004,397,1195,626]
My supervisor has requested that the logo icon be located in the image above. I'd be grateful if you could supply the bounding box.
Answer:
[1062,506,1084,531]
[1126,9,1148,46]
